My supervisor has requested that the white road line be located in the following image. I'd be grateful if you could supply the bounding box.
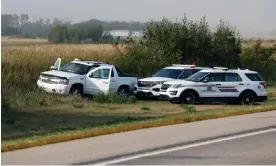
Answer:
[94,127,276,165]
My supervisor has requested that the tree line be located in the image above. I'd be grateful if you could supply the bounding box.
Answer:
[1,14,68,38]
[47,24,113,44]
[1,14,146,44]
[113,16,276,82]
[48,19,147,44]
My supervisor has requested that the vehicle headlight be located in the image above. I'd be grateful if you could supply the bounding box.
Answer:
[172,84,184,88]
[59,78,69,85]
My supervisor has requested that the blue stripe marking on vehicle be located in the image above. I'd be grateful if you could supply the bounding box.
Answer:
[219,89,239,92]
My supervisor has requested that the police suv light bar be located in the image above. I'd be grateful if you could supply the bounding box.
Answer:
[213,67,228,70]
[172,64,196,68]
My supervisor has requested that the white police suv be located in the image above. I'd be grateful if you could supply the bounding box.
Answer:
[134,64,210,99]
[160,67,268,105]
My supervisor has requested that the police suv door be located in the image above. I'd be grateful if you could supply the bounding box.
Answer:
[199,73,228,98]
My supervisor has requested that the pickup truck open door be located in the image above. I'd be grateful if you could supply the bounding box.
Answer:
[50,58,61,70]
[85,66,113,95]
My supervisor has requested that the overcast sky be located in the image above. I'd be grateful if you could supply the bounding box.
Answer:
[2,0,276,34]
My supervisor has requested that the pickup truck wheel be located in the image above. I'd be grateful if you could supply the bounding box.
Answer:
[117,86,130,97]
[70,86,83,97]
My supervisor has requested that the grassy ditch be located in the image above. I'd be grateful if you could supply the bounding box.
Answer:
[2,87,276,152]
[2,103,276,152]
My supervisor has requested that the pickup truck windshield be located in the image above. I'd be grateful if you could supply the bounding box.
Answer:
[186,72,209,82]
[153,69,184,79]
[59,62,91,75]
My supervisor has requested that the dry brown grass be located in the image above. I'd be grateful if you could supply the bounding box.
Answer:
[2,105,276,152]
[1,44,125,90]
[242,37,276,48]
[242,42,276,48]
[1,37,48,46]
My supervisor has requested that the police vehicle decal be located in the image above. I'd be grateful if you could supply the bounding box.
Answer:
[217,86,239,92]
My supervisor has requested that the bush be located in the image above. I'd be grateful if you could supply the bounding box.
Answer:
[113,40,180,77]
[115,15,242,77]
[240,41,276,82]
[211,20,242,67]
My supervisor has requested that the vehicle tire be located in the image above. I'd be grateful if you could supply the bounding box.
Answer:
[69,85,83,97]
[117,86,130,97]
[180,91,197,104]
[240,92,256,105]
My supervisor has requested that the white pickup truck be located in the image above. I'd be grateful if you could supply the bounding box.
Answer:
[37,58,138,96]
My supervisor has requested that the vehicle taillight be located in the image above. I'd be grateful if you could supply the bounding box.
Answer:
[260,81,266,88]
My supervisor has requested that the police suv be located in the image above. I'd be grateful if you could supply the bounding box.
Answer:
[134,64,210,99]
[160,67,267,105]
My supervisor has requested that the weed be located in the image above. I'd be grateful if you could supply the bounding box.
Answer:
[140,106,151,111]
[72,102,85,109]
[180,104,197,113]
[93,93,137,104]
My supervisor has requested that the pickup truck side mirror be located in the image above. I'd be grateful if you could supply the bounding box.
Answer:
[50,66,58,70]
[89,73,101,79]
[88,73,93,78]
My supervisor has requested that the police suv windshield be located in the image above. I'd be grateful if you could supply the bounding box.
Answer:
[153,69,184,79]
[186,72,209,82]
[59,62,91,75]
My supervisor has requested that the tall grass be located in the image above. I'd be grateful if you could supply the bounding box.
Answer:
[1,44,124,90]
[1,44,126,108]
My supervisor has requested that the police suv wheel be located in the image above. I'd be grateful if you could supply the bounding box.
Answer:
[180,92,196,104]
[240,92,255,105]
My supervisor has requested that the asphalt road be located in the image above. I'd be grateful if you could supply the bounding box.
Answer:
[112,130,276,165]
[2,110,276,165]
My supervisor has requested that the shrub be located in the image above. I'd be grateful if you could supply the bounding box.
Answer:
[211,20,242,67]
[140,106,151,111]
[240,41,276,82]
[113,40,180,77]
[115,15,242,78]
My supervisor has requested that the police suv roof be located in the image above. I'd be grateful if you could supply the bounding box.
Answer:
[200,68,257,73]
[165,64,210,70]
